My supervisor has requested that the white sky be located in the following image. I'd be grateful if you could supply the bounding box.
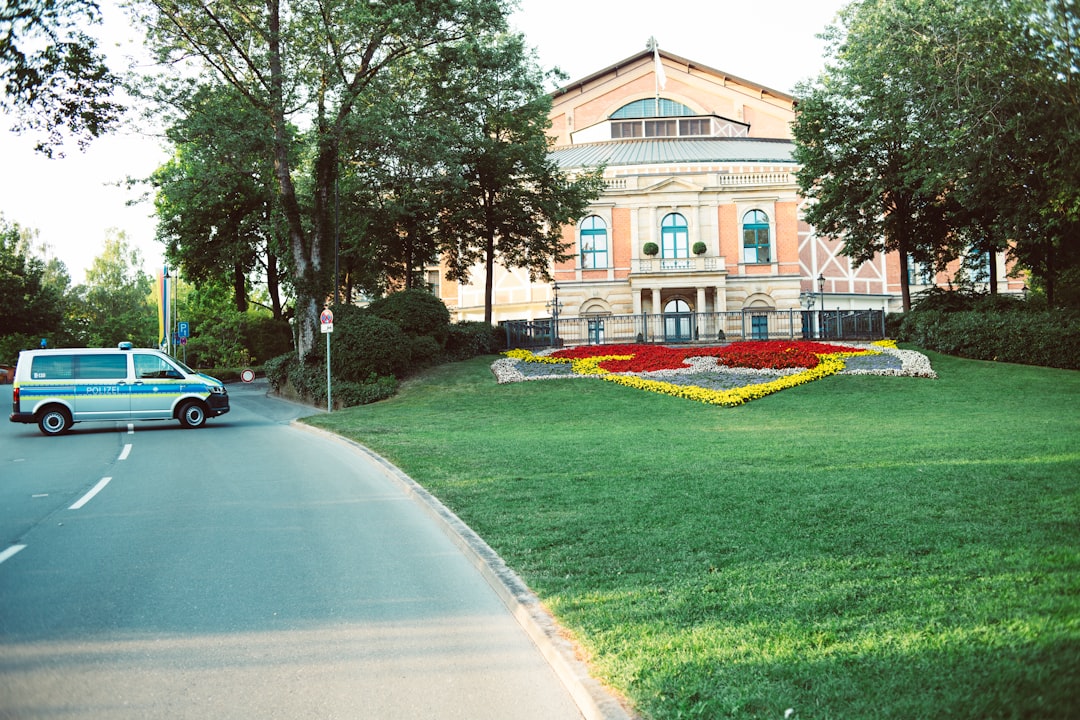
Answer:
[0,0,849,284]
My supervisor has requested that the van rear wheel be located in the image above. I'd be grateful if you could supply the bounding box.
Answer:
[38,406,72,436]
[178,401,208,429]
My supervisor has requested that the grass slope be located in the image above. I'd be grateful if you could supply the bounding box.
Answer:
[305,350,1080,720]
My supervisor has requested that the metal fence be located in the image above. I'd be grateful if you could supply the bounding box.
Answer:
[502,309,886,349]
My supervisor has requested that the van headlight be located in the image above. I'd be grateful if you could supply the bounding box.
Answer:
[209,385,227,395]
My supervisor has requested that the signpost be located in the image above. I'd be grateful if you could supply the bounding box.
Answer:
[320,309,333,412]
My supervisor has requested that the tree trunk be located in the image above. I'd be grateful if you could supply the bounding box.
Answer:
[232,262,248,312]
[268,0,318,357]
[266,249,283,320]
[483,227,495,325]
[987,248,999,294]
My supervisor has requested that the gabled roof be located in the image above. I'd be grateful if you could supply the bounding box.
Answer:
[549,138,795,169]
[551,48,795,105]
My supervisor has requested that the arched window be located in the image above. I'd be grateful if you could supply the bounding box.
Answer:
[579,216,608,269]
[611,99,695,119]
[742,210,771,264]
[661,213,689,259]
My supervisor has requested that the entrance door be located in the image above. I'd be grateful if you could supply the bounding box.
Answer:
[663,299,693,342]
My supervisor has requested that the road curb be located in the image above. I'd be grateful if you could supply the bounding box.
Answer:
[294,421,636,720]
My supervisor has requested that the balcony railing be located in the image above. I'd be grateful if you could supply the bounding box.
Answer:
[634,256,725,273]
[502,309,886,349]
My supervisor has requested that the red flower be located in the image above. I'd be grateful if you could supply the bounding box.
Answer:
[550,341,858,372]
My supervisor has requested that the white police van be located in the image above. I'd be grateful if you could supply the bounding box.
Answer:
[9,343,229,435]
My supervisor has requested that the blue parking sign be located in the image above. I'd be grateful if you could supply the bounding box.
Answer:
[177,321,189,339]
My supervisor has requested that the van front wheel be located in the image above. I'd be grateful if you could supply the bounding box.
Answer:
[178,401,208,429]
[38,406,72,436]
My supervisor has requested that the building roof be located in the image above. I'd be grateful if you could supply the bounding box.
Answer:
[549,138,796,169]
[550,49,796,106]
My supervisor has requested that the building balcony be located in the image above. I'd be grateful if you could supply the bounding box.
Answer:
[633,256,726,274]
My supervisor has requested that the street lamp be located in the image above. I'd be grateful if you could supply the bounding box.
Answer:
[817,273,826,339]
[546,282,564,347]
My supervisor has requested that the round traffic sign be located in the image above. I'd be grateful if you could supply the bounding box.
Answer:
[320,309,334,325]
[241,368,255,383]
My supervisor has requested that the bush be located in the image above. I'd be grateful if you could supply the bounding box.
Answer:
[445,321,502,360]
[333,374,399,407]
[243,316,293,363]
[320,304,412,380]
[897,300,1080,370]
[365,289,451,345]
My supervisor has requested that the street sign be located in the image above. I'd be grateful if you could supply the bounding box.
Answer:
[241,368,255,383]
[320,309,334,333]
[177,321,189,338]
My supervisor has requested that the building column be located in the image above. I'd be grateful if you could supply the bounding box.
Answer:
[632,288,643,315]
[651,288,662,314]
[696,286,707,341]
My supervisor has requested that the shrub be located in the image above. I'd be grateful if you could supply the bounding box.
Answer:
[320,304,412,380]
[365,289,451,345]
[242,316,293,363]
[264,352,292,393]
[692,241,707,255]
[445,321,502,360]
[898,302,1080,370]
[333,374,399,407]
[643,242,659,256]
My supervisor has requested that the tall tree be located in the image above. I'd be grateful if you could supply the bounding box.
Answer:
[0,0,123,155]
[136,0,507,357]
[69,230,157,347]
[792,0,961,312]
[434,34,605,324]
[794,0,1080,308]
[151,83,290,318]
[0,216,66,340]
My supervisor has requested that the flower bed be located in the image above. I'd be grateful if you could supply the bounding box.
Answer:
[493,340,935,407]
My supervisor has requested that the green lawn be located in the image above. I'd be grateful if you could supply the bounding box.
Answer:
[304,349,1080,719]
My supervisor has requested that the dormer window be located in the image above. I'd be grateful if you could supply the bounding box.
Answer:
[608,99,749,140]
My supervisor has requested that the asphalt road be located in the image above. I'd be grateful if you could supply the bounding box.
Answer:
[0,380,587,719]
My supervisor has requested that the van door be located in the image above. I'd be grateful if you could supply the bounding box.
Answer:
[130,352,185,420]
[73,353,131,420]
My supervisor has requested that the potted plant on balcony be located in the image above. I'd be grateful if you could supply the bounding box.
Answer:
[693,241,707,255]
[643,242,659,257]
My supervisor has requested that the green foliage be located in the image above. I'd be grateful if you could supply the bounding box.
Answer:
[365,289,451,344]
[70,231,156,348]
[0,0,122,155]
[0,217,66,345]
[444,321,501,361]
[896,290,1080,369]
[898,302,1080,370]
[143,0,509,357]
[315,304,411,381]
[151,83,290,317]
[691,241,707,255]
[794,0,1080,308]
[433,32,605,322]
[264,352,398,409]
[642,242,659,256]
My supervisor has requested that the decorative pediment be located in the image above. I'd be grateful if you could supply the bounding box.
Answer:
[640,176,705,194]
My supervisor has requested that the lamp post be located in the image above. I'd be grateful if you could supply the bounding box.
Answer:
[546,283,564,348]
[817,273,826,339]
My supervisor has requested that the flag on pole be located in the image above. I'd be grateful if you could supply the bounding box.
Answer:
[157,269,166,349]
[653,40,667,90]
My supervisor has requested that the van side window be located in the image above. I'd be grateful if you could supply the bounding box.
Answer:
[31,355,75,380]
[75,355,128,379]
[134,354,182,379]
